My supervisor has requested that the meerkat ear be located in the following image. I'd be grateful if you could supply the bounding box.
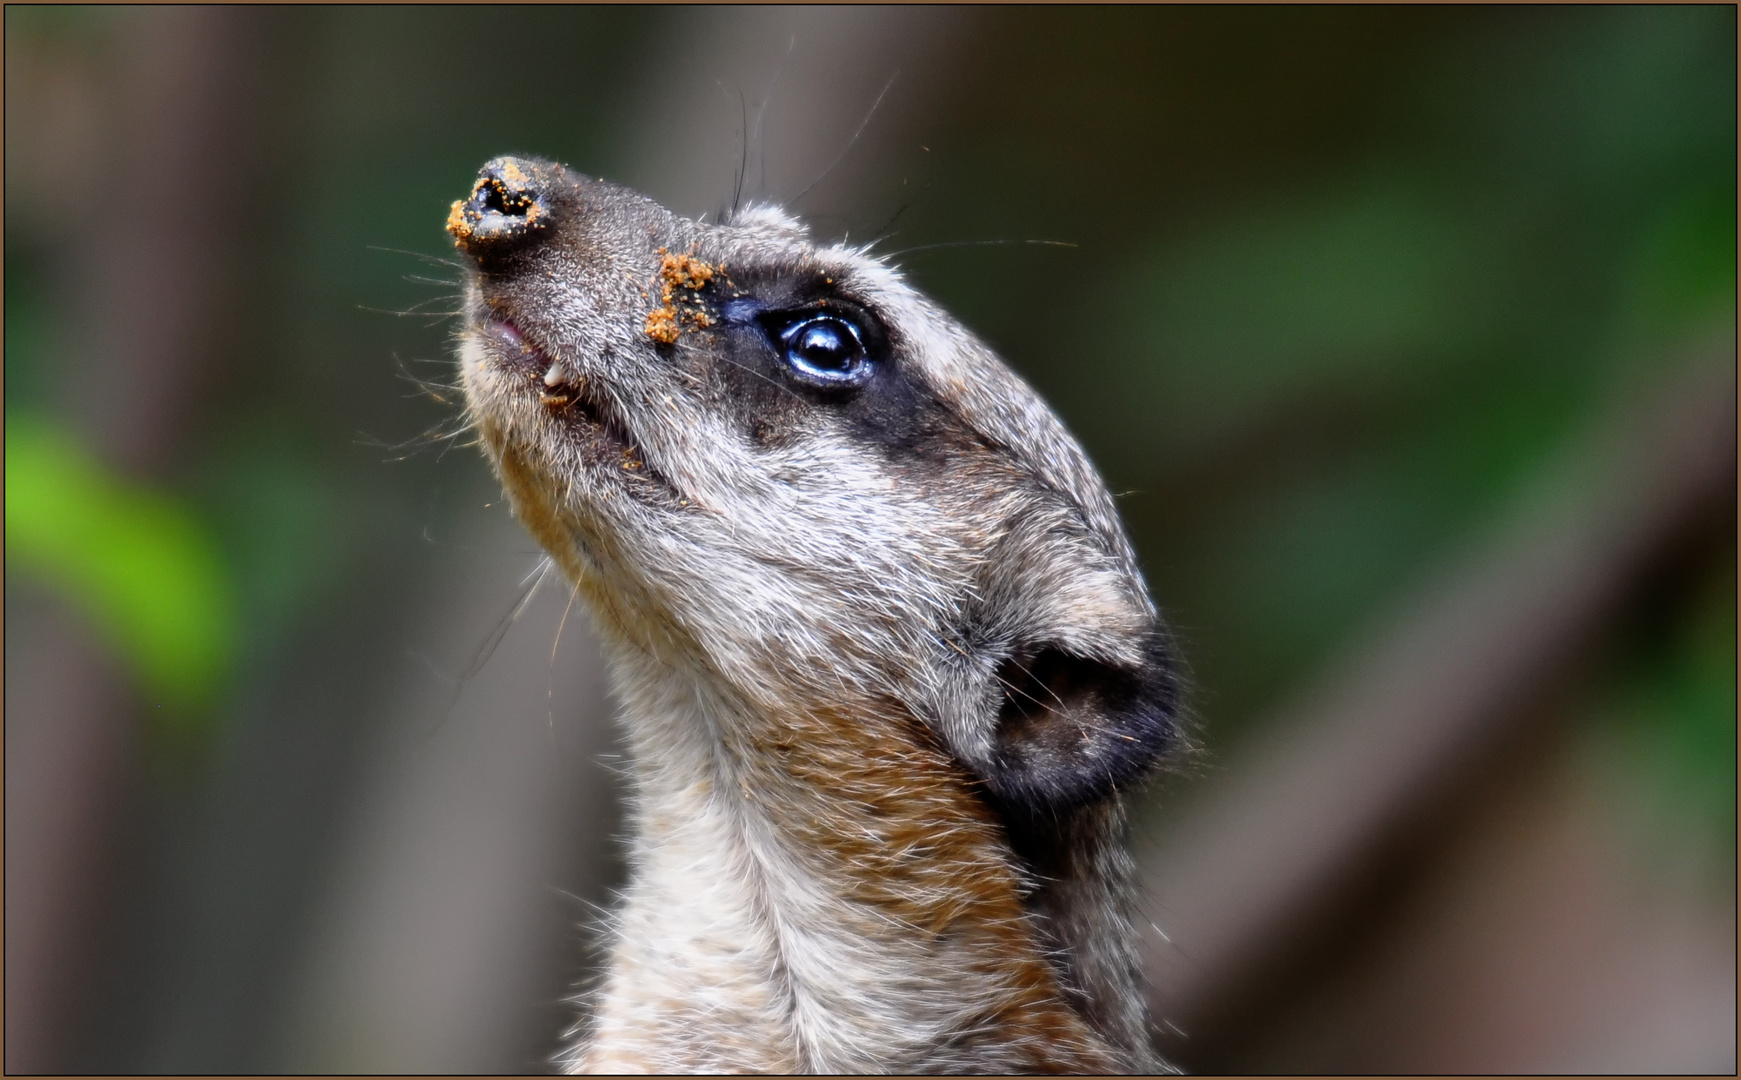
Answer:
[979,629,1180,811]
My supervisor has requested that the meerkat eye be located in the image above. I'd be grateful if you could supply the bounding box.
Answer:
[777,315,871,387]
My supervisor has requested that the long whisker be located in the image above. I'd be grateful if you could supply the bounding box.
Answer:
[725,80,748,219]
[357,298,466,319]
[419,556,554,744]
[548,580,581,736]
[673,338,808,404]
[366,244,467,271]
[790,69,899,206]
[403,274,466,290]
[752,35,797,201]
[889,238,1078,261]
[865,203,910,249]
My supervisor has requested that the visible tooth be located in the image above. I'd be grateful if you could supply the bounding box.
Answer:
[543,363,566,387]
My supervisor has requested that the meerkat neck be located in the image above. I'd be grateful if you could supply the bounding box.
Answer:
[571,648,1138,1075]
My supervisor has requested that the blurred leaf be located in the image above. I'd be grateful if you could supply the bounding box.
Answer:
[1615,551,1738,857]
[5,414,236,725]
[1095,181,1490,470]
[1623,183,1738,338]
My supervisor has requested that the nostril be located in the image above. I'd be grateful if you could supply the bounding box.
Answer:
[480,178,511,216]
[447,158,548,253]
[479,176,534,219]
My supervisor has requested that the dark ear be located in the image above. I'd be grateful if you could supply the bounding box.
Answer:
[981,629,1180,811]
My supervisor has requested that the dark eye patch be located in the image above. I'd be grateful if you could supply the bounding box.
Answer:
[718,296,765,325]
[706,271,983,464]
[715,283,885,393]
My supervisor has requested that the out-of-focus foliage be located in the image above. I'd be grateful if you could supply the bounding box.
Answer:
[1603,546,1738,862]
[5,416,235,723]
[997,6,1735,750]
[884,6,1735,872]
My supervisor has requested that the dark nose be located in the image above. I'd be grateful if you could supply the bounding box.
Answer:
[446,157,549,257]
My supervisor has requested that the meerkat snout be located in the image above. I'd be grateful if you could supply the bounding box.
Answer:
[451,155,1180,1073]
[447,157,550,257]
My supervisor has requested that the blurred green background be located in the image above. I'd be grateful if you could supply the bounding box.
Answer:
[5,6,1733,1072]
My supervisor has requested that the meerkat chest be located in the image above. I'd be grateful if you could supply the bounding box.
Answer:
[580,737,952,1074]
[581,781,797,1073]
[573,688,1112,1074]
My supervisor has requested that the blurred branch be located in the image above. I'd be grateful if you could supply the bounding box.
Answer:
[76,7,265,477]
[1140,326,1737,1052]
[4,9,265,1072]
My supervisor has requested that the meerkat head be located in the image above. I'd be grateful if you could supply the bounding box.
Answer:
[449,156,1178,813]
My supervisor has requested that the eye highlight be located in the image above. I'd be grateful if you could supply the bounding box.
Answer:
[777,315,871,387]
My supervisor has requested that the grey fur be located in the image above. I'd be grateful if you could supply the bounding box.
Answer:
[449,157,1179,1074]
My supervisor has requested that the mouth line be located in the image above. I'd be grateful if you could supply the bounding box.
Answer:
[481,315,677,496]
[484,316,617,431]
[483,315,561,384]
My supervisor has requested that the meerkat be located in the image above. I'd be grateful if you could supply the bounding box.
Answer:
[446,156,1181,1074]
